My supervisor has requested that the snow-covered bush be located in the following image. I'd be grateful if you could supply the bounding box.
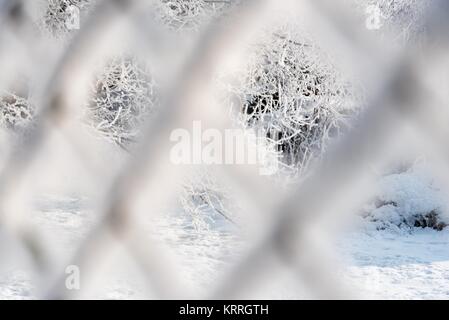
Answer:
[179,169,239,231]
[85,56,158,150]
[221,26,362,176]
[41,0,93,37]
[362,167,449,232]
[0,92,35,134]
[356,0,431,44]
[152,0,229,33]
[0,92,35,158]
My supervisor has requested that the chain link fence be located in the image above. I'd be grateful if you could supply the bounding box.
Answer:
[0,0,448,299]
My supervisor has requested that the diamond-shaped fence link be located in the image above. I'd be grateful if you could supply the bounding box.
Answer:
[0,0,448,299]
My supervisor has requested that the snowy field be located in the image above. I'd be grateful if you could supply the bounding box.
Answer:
[340,229,449,299]
[1,167,449,300]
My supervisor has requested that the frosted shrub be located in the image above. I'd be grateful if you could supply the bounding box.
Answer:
[153,0,229,33]
[362,168,448,231]
[41,0,93,37]
[0,92,35,158]
[222,27,362,176]
[356,0,431,43]
[0,92,35,134]
[179,170,239,231]
[85,57,158,150]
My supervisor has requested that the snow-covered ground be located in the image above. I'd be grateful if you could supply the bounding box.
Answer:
[340,229,449,299]
[1,167,449,299]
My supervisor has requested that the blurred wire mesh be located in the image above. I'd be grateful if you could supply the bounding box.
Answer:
[0,0,447,299]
